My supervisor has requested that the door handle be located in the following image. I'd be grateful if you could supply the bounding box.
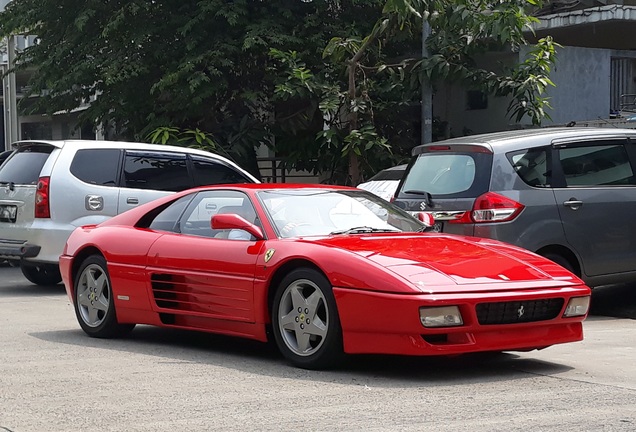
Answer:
[563,198,583,210]
[126,197,139,205]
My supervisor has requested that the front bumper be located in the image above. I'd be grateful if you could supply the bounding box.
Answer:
[333,285,590,356]
[60,254,74,301]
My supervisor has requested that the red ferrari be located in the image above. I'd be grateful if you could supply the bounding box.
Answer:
[60,184,591,369]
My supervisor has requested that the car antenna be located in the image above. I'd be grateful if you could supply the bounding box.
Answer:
[596,117,619,128]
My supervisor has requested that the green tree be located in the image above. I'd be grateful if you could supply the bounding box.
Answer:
[0,0,386,177]
[1,0,555,185]
[271,0,556,185]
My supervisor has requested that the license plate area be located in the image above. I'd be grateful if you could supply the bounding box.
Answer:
[0,204,17,223]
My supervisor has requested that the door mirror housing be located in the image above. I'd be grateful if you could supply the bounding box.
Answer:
[211,213,264,240]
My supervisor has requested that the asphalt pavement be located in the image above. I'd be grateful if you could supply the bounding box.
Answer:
[1,265,635,432]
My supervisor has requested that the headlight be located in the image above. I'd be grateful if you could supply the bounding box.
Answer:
[419,306,463,328]
[563,296,590,317]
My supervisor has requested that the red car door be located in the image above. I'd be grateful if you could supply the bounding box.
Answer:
[145,233,263,323]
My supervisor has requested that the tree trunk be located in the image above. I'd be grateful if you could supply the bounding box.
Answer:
[347,60,361,186]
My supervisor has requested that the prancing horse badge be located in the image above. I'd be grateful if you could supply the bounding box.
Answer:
[264,248,275,263]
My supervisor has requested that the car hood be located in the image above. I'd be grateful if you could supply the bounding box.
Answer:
[310,233,580,293]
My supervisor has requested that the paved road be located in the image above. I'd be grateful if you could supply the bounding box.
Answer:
[1,265,635,432]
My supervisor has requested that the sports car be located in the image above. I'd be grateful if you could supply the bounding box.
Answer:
[60,184,591,369]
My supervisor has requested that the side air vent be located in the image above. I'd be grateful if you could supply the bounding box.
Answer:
[150,273,212,312]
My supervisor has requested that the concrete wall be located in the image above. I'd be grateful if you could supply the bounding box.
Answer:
[543,46,611,125]
[433,52,517,137]
[433,45,613,137]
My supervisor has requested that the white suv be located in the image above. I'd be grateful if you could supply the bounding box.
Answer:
[0,140,258,285]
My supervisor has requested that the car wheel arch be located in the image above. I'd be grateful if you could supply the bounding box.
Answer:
[536,245,581,276]
[70,246,106,295]
[266,259,332,325]
[269,265,344,369]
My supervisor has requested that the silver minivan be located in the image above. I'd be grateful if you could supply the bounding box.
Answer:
[393,127,636,287]
[0,140,258,285]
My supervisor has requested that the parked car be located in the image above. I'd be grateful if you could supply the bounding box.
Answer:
[0,140,258,285]
[60,184,590,369]
[392,127,636,287]
[357,164,406,201]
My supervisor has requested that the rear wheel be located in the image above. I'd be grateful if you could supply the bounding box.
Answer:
[272,268,343,369]
[20,262,62,285]
[73,255,135,338]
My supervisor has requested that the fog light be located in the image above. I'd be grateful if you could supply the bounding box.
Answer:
[419,306,463,328]
[563,296,590,317]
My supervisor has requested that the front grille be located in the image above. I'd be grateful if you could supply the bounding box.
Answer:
[476,298,564,325]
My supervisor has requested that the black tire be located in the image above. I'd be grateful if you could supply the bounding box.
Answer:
[272,268,343,369]
[20,262,62,285]
[543,252,576,275]
[73,255,135,338]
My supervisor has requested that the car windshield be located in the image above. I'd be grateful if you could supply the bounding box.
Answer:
[258,189,425,238]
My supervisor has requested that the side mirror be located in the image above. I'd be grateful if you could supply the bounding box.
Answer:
[211,214,264,240]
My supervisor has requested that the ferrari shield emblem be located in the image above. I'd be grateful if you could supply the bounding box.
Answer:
[264,248,276,263]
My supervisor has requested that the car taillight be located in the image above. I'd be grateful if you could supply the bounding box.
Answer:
[448,192,524,224]
[35,176,51,218]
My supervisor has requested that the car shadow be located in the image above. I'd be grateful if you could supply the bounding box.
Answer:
[590,283,636,319]
[30,325,573,388]
[0,281,66,296]
[0,266,66,296]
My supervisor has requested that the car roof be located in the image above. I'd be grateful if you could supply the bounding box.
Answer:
[13,139,227,157]
[364,164,407,182]
[99,182,362,227]
[411,127,636,155]
[11,139,258,182]
[197,183,357,192]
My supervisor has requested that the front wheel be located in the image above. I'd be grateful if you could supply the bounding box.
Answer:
[73,255,135,338]
[272,268,343,369]
[20,262,62,285]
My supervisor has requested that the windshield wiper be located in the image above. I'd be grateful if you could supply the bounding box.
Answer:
[330,226,400,235]
[404,189,433,207]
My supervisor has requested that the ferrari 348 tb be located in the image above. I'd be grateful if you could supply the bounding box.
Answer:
[60,184,591,369]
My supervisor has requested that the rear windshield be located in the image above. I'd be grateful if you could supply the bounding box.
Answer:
[398,151,492,198]
[0,145,53,185]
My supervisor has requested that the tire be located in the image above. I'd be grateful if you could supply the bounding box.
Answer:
[272,268,343,369]
[73,255,135,338]
[543,252,576,275]
[20,262,62,286]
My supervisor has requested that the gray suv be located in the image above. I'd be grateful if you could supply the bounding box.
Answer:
[0,140,258,285]
[393,127,636,287]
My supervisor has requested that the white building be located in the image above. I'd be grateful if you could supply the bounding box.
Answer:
[0,0,98,151]
[436,2,636,136]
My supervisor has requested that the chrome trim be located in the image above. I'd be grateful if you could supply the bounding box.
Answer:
[408,210,465,221]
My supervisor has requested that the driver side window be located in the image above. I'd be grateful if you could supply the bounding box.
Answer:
[179,190,258,240]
